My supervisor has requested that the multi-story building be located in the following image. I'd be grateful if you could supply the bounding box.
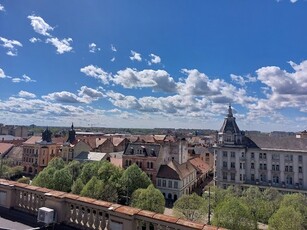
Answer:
[22,128,61,175]
[214,105,307,194]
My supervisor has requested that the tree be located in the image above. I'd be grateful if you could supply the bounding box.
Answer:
[71,178,84,195]
[48,157,65,170]
[66,160,82,181]
[268,206,304,230]
[173,193,208,222]
[131,184,165,213]
[53,168,73,192]
[17,176,31,184]
[80,176,104,200]
[212,197,254,230]
[32,167,56,189]
[120,164,151,200]
[79,161,102,184]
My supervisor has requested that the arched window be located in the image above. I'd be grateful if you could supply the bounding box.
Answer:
[168,193,172,200]
[150,162,153,169]
[29,167,33,173]
[125,160,128,166]
[174,194,178,201]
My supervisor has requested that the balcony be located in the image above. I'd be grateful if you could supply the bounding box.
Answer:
[0,179,218,230]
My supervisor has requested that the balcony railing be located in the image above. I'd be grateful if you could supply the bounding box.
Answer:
[0,179,222,230]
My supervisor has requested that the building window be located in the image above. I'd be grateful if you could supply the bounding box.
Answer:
[299,155,303,162]
[259,153,262,159]
[272,165,275,171]
[299,166,303,173]
[231,173,235,181]
[260,174,266,182]
[285,154,293,161]
[276,165,280,171]
[260,164,263,170]
[150,162,153,169]
[240,162,245,169]
[223,172,227,180]
[223,151,228,157]
[147,162,150,168]
[168,181,172,188]
[223,161,227,168]
[272,153,279,160]
[289,166,293,172]
[299,178,303,185]
[162,180,166,187]
[231,152,235,158]
[285,166,288,172]
[241,152,245,158]
[174,181,178,189]
[251,152,254,159]
[157,179,161,186]
[251,174,255,181]
[273,175,279,184]
[286,176,293,185]
[231,162,235,168]
[264,164,267,170]
[251,162,254,169]
[263,153,267,159]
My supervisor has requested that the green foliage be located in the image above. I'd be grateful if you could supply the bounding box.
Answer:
[212,197,254,230]
[53,168,73,192]
[79,161,102,184]
[131,184,165,214]
[17,176,31,184]
[48,157,65,170]
[71,178,84,195]
[120,164,151,199]
[174,193,208,222]
[80,176,104,200]
[66,160,82,181]
[268,206,304,230]
[32,167,56,189]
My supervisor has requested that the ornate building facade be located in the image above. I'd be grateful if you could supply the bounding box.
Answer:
[214,105,307,194]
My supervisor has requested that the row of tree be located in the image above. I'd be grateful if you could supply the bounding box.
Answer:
[30,158,165,213]
[173,185,307,230]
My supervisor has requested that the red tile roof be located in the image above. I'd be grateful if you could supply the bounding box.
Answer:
[189,157,211,174]
[0,143,14,156]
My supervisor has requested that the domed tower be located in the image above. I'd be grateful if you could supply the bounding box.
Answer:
[67,123,76,144]
[218,105,243,145]
[42,127,52,143]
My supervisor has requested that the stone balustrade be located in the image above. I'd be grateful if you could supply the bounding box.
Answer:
[0,179,224,230]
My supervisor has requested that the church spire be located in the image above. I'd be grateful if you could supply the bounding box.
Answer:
[71,122,74,130]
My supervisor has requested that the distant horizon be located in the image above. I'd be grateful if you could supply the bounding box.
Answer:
[1,1,307,132]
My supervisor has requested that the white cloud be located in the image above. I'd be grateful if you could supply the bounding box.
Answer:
[111,44,117,52]
[0,4,5,11]
[46,37,73,54]
[29,37,41,43]
[230,74,257,86]
[0,37,23,56]
[0,68,5,78]
[111,57,116,62]
[80,65,110,84]
[89,43,100,53]
[290,0,298,3]
[148,53,161,65]
[130,50,142,62]
[112,68,177,93]
[27,15,53,37]
[18,90,36,98]
[11,75,36,83]
[43,91,82,103]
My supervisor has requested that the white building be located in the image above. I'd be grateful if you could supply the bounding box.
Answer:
[214,105,307,194]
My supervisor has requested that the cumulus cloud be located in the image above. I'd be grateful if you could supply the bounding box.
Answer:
[0,68,5,78]
[130,50,142,62]
[230,74,257,86]
[11,75,36,83]
[27,15,53,37]
[80,65,110,84]
[43,91,82,103]
[107,91,141,110]
[29,37,41,43]
[148,53,161,65]
[0,37,23,56]
[18,90,36,98]
[111,57,116,62]
[0,4,5,11]
[111,44,117,52]
[290,0,298,3]
[112,68,177,93]
[89,43,100,53]
[46,37,73,54]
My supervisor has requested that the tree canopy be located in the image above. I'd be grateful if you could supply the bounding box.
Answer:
[131,184,165,213]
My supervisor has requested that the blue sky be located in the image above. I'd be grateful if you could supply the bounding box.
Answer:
[1,0,307,132]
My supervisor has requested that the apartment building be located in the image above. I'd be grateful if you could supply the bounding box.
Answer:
[214,105,307,193]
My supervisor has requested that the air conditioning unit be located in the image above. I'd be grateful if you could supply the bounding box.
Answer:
[37,207,55,224]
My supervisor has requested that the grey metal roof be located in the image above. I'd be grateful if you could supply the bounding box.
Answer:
[245,134,307,152]
[74,151,109,161]
[123,143,160,157]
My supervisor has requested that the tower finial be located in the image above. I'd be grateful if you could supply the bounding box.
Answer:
[228,103,233,117]
[71,122,74,130]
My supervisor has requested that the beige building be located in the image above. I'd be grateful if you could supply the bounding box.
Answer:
[214,105,307,193]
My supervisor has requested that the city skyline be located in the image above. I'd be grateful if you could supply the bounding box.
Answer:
[1,1,307,132]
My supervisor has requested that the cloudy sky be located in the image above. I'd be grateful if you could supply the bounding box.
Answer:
[0,1,307,132]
